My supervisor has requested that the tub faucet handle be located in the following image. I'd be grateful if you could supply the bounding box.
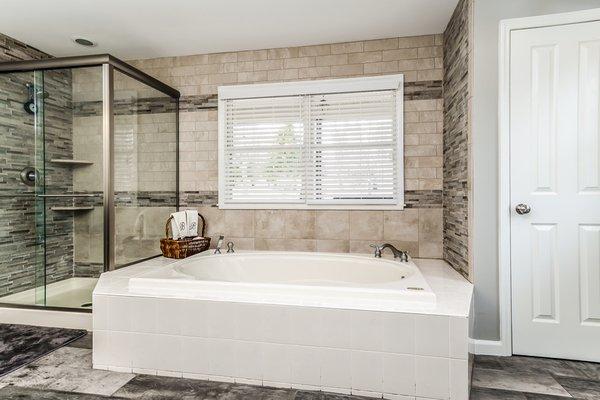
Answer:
[227,241,235,253]
[214,235,225,254]
[370,244,382,258]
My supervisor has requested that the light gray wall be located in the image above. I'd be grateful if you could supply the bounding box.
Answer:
[471,0,600,340]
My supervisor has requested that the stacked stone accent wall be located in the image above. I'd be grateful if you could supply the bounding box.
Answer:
[443,0,472,279]
[0,33,74,296]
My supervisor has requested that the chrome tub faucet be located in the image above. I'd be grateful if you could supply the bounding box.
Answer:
[370,243,409,262]
[214,235,224,254]
[214,235,235,254]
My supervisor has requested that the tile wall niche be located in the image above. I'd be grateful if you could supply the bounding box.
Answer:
[442,0,473,279]
[129,34,446,258]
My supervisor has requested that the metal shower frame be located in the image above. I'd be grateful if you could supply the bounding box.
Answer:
[0,54,180,275]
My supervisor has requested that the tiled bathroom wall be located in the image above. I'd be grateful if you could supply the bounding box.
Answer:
[0,34,75,296]
[129,34,446,258]
[442,0,472,279]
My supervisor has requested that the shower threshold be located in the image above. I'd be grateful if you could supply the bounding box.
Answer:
[0,277,98,309]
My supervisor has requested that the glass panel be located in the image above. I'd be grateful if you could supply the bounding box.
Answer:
[0,70,45,306]
[33,70,46,306]
[113,70,177,268]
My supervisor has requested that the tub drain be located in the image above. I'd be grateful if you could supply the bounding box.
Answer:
[81,302,92,308]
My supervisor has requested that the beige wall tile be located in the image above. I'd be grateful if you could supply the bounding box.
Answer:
[348,51,382,64]
[364,38,399,51]
[316,240,350,253]
[255,238,287,251]
[255,210,285,239]
[268,47,300,59]
[315,54,348,67]
[348,211,384,240]
[331,41,364,54]
[298,44,331,57]
[224,210,254,237]
[316,211,349,240]
[382,48,418,61]
[227,237,255,250]
[298,66,331,79]
[284,57,316,69]
[383,210,419,242]
[284,210,315,239]
[286,239,317,252]
[419,208,443,242]
[331,64,364,76]
[349,240,376,254]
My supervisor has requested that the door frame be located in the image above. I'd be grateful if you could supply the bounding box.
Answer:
[498,8,600,357]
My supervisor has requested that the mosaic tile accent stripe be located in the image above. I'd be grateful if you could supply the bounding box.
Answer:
[72,80,443,117]
[443,0,471,278]
[71,191,178,207]
[179,190,441,209]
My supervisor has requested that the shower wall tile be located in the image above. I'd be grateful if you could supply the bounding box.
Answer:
[0,33,74,297]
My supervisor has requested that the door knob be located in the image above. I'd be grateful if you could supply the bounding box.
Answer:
[515,203,531,215]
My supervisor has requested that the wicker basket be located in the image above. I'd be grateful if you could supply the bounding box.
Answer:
[160,212,211,259]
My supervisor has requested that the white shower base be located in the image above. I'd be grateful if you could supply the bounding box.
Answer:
[0,277,98,309]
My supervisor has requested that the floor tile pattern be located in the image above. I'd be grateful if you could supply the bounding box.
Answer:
[0,324,86,377]
[1,333,599,399]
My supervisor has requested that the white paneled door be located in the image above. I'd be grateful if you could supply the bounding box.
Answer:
[510,21,600,362]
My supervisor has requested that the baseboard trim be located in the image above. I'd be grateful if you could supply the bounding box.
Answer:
[0,306,92,330]
[469,338,511,356]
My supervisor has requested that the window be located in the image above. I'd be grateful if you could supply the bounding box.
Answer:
[218,74,404,210]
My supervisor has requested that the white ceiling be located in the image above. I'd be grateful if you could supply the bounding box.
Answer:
[0,0,458,60]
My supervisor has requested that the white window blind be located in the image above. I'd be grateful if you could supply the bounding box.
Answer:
[218,75,404,210]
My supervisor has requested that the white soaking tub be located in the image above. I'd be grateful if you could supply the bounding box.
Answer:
[128,251,436,309]
[94,254,473,399]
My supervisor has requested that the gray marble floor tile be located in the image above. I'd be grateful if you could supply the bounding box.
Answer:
[0,347,134,396]
[497,356,600,380]
[474,355,505,371]
[294,390,369,400]
[0,385,123,399]
[472,368,572,397]
[114,374,297,400]
[0,324,86,377]
[554,377,600,400]
[470,387,527,400]
[67,333,93,350]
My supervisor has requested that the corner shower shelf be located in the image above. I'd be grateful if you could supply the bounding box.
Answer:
[50,206,94,212]
[50,159,94,166]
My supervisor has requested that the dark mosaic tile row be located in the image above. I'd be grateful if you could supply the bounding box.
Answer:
[404,80,443,100]
[72,80,443,118]
[442,0,470,278]
[179,190,442,209]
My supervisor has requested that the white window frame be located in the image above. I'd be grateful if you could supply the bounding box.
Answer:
[217,74,404,210]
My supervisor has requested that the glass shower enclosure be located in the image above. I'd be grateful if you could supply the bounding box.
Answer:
[0,55,179,310]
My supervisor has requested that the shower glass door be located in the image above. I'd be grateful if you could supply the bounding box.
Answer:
[39,66,104,309]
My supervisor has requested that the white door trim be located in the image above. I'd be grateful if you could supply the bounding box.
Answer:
[498,7,600,357]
